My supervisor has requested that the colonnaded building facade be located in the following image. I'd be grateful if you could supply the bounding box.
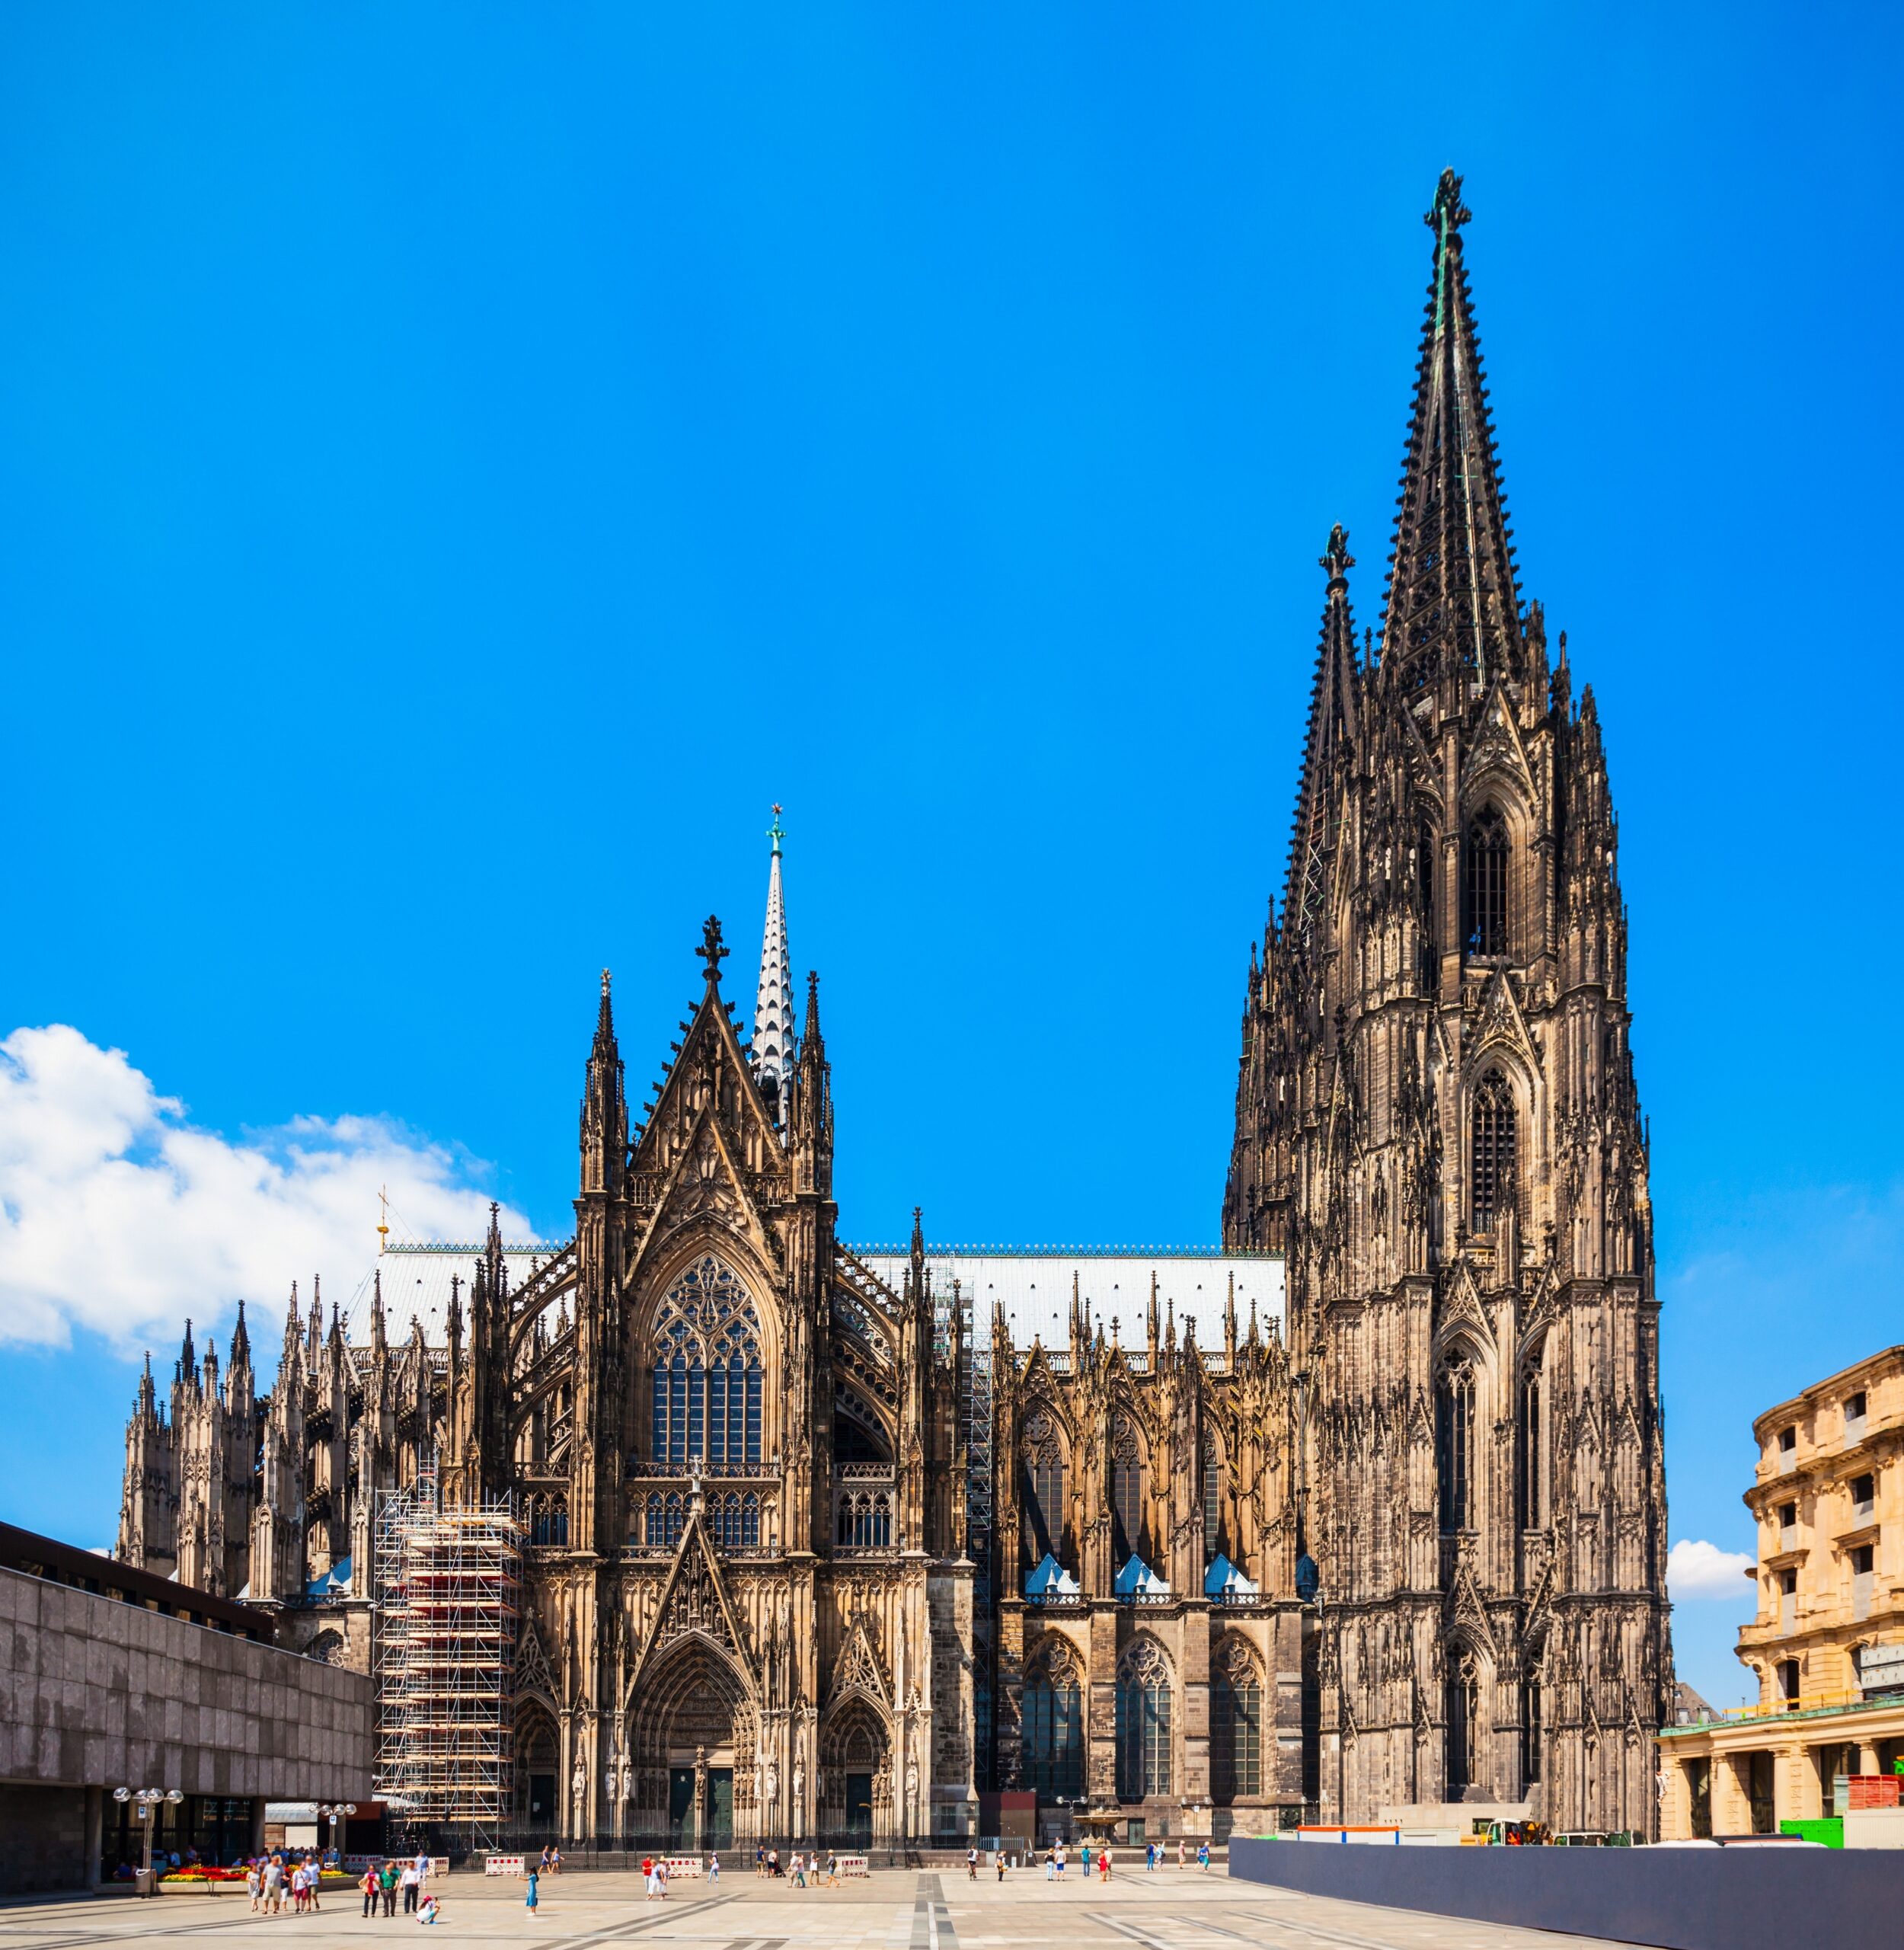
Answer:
[113,174,1670,1846]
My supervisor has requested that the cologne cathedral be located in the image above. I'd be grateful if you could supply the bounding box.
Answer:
[114,173,1669,1846]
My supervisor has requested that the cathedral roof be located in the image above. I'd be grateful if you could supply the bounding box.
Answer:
[336,1242,556,1347]
[850,1245,1283,1355]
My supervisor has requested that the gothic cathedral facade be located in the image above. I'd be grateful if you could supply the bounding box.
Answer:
[1222,171,1672,1830]
[115,174,1669,1843]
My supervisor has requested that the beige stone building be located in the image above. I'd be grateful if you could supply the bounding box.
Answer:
[1659,1347,1904,1837]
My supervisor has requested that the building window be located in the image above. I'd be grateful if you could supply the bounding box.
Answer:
[1778,1426,1797,1460]
[1416,817,1439,996]
[1211,1641,1261,1800]
[1521,1670,1543,1785]
[1446,1648,1482,1799]
[1116,1639,1173,1800]
[1471,1070,1516,1234]
[1517,1358,1544,1530]
[1463,804,1509,957]
[647,1491,685,1549]
[1203,1430,1224,1554]
[1021,1409,1066,1567]
[1777,1566,1797,1634]
[1437,1355,1476,1533]
[1021,1644,1085,1799]
[1853,1545,1875,1622]
[1778,1658,1801,1704]
[648,1255,764,1469]
[835,1490,893,1550]
[1852,1475,1875,1521]
[1845,1390,1867,1429]
[1111,1415,1145,1565]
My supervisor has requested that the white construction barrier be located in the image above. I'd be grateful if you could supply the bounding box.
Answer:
[837,1854,871,1876]
[484,1856,526,1877]
[661,1857,703,1878]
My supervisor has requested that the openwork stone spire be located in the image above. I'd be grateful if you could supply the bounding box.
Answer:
[752,804,795,1119]
[1286,524,1360,950]
[1378,168,1524,693]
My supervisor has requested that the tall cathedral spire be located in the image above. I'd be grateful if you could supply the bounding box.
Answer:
[1378,169,1524,694]
[752,804,795,1124]
[580,968,627,1197]
[1286,524,1360,945]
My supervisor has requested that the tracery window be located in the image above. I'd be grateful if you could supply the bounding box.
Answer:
[1021,1408,1065,1566]
[647,1255,763,1469]
[1437,1354,1476,1533]
[1111,1414,1145,1565]
[1417,815,1440,996]
[1446,1646,1483,1799]
[1470,1070,1516,1235]
[645,1491,685,1548]
[1464,804,1509,958]
[1202,1429,1224,1554]
[835,1490,892,1550]
[1517,1356,1545,1530]
[1115,1638,1173,1800]
[530,1494,569,1547]
[1521,1663,1544,1786]
[1210,1638,1261,1800]
[713,1491,760,1551]
[1021,1642,1085,1799]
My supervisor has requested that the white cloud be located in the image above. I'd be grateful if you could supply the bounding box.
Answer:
[0,1024,532,1352]
[1668,1538,1756,1601]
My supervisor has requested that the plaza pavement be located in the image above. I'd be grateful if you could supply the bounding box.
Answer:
[0,1865,1645,1950]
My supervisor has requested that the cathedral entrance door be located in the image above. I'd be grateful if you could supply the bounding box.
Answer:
[845,1774,873,1845]
[528,1775,556,1828]
[707,1769,733,1847]
[668,1769,697,1848]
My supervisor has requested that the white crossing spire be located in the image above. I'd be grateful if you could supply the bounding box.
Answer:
[752,804,794,1126]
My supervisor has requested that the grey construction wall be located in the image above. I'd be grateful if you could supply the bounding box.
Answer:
[0,1562,372,1893]
[1230,1834,1904,1950]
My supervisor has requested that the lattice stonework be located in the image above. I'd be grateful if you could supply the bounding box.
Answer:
[373,1465,522,1842]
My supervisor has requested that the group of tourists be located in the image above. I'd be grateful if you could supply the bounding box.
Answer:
[244,1854,327,1914]
[356,1852,439,1924]
[746,1846,837,1884]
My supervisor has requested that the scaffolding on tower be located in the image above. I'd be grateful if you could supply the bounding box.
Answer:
[372,1463,522,1850]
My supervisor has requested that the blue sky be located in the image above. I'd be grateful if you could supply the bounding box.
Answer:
[0,5,1899,1706]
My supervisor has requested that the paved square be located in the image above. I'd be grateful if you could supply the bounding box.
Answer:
[0,1866,1639,1950]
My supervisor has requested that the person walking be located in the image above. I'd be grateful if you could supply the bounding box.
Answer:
[1044,1846,1054,1882]
[308,1854,323,1913]
[1177,1838,1186,1870]
[1081,1841,1092,1878]
[525,1865,539,1915]
[1055,1842,1066,1880]
[401,1862,419,1915]
[707,1852,720,1888]
[756,1844,765,1878]
[966,1845,978,1881]
[246,1862,262,1912]
[995,1849,1006,1883]
[1196,1840,1210,1872]
[381,1859,399,1917]
[264,1855,285,1914]
[360,1865,379,1918]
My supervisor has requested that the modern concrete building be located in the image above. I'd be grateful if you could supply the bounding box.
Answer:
[0,1520,372,1895]
[1659,1348,1904,1837]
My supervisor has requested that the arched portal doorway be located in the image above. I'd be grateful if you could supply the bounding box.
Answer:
[820,1697,892,1846]
[516,1702,559,1831]
[627,1638,756,1848]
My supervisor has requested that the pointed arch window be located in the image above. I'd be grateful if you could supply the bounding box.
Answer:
[1202,1429,1224,1555]
[1417,814,1440,996]
[1021,1642,1085,1798]
[1471,1070,1516,1235]
[1111,1415,1145,1565]
[1436,1353,1476,1533]
[1021,1408,1066,1568]
[1517,1354,1545,1530]
[1464,804,1509,957]
[1521,1662,1544,1786]
[1211,1639,1261,1800]
[1116,1638,1173,1799]
[647,1256,763,1469]
[1447,1645,1483,1799]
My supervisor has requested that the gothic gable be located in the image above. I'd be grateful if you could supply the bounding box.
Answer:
[1460,678,1538,804]
[627,1509,757,1701]
[826,1610,890,1712]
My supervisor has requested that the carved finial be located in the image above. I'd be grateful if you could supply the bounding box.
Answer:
[1426,167,1471,235]
[1319,523,1354,587]
[699,915,729,984]
[768,804,785,856]
[601,967,611,997]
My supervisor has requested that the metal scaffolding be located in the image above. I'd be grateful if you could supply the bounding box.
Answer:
[373,1465,522,1845]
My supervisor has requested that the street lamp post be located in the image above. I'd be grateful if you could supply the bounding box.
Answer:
[113,1786,183,1896]
[317,1802,358,1864]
